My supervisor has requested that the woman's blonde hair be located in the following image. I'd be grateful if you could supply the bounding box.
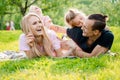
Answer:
[65,9,86,26]
[20,13,54,58]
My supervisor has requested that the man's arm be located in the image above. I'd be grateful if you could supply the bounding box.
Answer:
[75,45,108,58]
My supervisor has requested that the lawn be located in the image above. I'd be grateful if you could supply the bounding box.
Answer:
[0,27,120,80]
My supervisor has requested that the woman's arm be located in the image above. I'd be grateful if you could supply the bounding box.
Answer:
[55,40,78,57]
[55,48,64,57]
[24,50,33,59]
[75,45,108,58]
[55,48,74,57]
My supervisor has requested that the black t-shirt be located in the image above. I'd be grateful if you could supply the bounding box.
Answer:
[67,27,83,46]
[67,28,114,53]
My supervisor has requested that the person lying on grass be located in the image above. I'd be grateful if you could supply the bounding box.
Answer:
[19,13,79,59]
[73,14,114,57]
[47,9,114,58]
[24,9,114,57]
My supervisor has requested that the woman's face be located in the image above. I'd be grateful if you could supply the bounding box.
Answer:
[69,14,85,27]
[28,16,43,36]
[81,19,95,37]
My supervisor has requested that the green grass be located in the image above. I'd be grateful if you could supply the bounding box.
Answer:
[0,27,120,80]
[0,30,22,51]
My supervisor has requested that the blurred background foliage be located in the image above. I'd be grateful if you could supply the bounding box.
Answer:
[0,0,120,30]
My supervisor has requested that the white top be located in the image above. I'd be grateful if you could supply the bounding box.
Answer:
[19,30,61,51]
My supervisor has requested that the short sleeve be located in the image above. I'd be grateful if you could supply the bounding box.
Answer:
[19,34,30,51]
[66,27,83,46]
[98,31,114,49]
[47,30,61,50]
[66,28,72,38]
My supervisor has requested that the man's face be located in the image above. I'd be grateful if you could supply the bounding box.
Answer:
[81,19,95,37]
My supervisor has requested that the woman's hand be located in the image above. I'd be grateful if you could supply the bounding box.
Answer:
[26,33,35,47]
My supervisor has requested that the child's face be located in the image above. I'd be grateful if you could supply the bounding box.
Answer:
[34,6,42,14]
[30,6,43,17]
[69,14,85,27]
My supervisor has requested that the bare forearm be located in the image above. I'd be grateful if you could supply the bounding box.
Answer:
[75,50,91,58]
[24,50,37,59]
[75,45,108,58]
[75,49,106,58]
[50,25,66,33]
[73,46,91,58]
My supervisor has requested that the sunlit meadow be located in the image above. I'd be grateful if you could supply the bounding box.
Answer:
[0,27,120,80]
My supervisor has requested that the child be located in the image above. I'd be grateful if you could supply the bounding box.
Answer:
[49,9,87,46]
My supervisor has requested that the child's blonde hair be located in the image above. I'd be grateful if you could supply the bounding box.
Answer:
[65,9,86,27]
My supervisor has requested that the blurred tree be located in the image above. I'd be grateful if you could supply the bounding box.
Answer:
[0,0,120,30]
[0,0,38,30]
[8,0,38,16]
[36,0,76,25]
[0,0,10,29]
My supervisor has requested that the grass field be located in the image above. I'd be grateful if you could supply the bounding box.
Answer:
[0,27,120,80]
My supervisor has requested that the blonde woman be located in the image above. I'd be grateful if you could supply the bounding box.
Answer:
[19,13,77,58]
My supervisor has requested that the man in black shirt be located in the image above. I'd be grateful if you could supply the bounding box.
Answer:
[67,27,114,53]
[70,14,114,58]
[48,11,114,58]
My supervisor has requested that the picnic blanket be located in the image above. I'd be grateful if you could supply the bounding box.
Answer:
[0,51,27,61]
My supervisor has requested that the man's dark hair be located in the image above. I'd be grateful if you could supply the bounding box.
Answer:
[88,14,108,31]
